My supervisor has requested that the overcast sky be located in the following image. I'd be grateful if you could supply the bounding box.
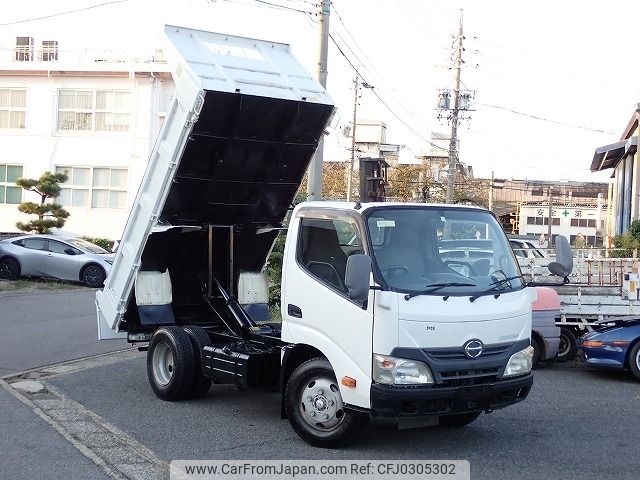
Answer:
[3,0,640,183]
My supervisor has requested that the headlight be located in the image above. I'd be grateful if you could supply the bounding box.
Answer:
[502,346,534,378]
[373,354,434,385]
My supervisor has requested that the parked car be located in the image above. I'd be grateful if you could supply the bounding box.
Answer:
[580,318,640,382]
[0,234,114,287]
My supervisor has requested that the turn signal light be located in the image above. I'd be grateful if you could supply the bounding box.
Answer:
[341,376,357,388]
[582,340,604,348]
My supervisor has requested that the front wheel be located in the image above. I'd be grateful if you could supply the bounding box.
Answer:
[629,342,640,382]
[81,264,106,288]
[557,327,577,362]
[439,411,481,427]
[285,358,368,448]
[0,257,20,280]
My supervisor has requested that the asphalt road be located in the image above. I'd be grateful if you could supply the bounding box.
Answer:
[50,355,640,480]
[0,287,129,480]
[0,287,128,375]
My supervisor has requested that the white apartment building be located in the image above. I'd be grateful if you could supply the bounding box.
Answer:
[0,36,173,239]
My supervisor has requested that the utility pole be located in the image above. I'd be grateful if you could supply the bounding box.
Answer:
[446,9,464,204]
[547,186,553,242]
[346,75,359,202]
[488,170,494,212]
[306,0,330,201]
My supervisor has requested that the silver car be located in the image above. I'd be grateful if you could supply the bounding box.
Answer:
[0,234,114,288]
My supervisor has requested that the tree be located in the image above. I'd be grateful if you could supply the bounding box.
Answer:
[15,172,70,234]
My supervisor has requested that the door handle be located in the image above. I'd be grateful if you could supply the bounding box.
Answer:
[287,304,302,318]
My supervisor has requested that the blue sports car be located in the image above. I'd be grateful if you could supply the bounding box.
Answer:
[580,318,640,382]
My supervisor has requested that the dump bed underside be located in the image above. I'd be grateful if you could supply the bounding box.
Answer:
[96,26,333,337]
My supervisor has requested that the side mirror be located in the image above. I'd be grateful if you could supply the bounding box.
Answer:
[345,254,371,302]
[64,248,76,255]
[547,235,573,281]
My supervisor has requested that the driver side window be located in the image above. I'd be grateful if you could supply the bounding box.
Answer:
[297,217,359,294]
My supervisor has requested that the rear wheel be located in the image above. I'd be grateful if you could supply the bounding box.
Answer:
[531,336,543,366]
[0,257,20,280]
[439,411,481,427]
[81,264,106,288]
[285,358,368,448]
[557,327,578,362]
[147,326,196,401]
[629,342,640,382]
[182,325,213,398]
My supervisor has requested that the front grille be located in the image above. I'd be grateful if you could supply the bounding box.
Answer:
[438,368,500,387]
[425,343,511,361]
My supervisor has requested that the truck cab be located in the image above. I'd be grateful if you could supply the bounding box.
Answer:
[280,202,534,440]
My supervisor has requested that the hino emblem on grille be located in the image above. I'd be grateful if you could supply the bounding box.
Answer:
[463,339,483,359]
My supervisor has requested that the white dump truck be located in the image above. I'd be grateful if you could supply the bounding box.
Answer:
[96,25,535,448]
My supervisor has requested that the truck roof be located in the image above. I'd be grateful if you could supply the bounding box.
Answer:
[295,201,488,214]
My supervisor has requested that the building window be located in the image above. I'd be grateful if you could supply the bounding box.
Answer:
[0,89,26,129]
[0,164,23,204]
[526,216,559,226]
[56,166,127,209]
[40,40,58,61]
[57,89,131,132]
[570,218,591,228]
[15,37,34,61]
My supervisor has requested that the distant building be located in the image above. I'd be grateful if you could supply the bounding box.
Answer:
[483,178,609,245]
[0,35,173,238]
[590,104,639,238]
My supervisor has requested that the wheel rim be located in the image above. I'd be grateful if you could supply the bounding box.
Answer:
[83,266,102,286]
[0,259,18,279]
[299,377,345,432]
[635,349,640,372]
[152,342,174,386]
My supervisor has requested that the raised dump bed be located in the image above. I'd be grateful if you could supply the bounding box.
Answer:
[96,25,334,339]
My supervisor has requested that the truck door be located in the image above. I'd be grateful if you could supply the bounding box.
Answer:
[281,213,374,408]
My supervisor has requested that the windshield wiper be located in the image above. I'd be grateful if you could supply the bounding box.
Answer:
[469,275,524,302]
[404,282,476,301]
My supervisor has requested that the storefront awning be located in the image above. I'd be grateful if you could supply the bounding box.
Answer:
[591,136,638,172]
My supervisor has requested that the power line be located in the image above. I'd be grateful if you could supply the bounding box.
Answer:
[477,103,615,134]
[328,33,448,154]
[0,0,128,26]
[252,0,312,15]
[330,1,380,76]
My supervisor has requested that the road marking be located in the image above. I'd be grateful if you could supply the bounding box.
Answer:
[1,348,167,480]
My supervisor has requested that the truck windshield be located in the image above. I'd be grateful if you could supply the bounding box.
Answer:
[365,206,524,296]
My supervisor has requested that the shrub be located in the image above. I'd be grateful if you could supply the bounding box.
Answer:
[82,236,115,251]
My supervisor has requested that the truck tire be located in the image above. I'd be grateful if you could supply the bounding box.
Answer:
[285,357,369,448]
[182,325,213,398]
[439,411,481,427]
[629,342,640,382]
[531,336,543,366]
[556,327,578,362]
[147,326,196,401]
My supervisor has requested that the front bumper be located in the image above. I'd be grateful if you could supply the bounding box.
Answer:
[370,373,533,418]
[582,349,625,370]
